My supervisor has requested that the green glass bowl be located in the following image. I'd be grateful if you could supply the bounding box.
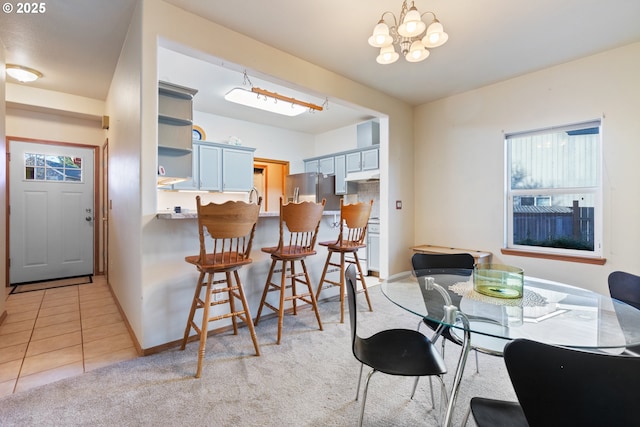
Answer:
[473,264,524,299]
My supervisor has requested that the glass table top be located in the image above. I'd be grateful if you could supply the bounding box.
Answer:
[381,269,640,351]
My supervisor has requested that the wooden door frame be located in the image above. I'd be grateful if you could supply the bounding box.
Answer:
[254,157,289,212]
[5,136,100,287]
[101,139,109,281]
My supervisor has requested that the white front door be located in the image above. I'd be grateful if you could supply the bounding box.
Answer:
[9,141,95,284]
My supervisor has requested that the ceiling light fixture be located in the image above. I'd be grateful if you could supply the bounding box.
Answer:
[368,0,448,64]
[224,71,325,117]
[6,64,43,82]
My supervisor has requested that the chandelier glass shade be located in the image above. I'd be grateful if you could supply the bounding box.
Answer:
[368,0,448,64]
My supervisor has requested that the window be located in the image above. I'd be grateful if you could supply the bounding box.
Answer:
[505,120,602,258]
[24,153,83,182]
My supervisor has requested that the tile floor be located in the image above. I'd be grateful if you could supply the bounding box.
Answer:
[0,276,138,397]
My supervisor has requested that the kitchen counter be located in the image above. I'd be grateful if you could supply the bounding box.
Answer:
[145,206,346,347]
[156,210,341,219]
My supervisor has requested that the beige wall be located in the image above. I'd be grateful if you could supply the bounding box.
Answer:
[104,0,145,345]
[0,49,6,320]
[414,42,640,294]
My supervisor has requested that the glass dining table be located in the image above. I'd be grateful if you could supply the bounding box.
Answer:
[381,268,640,427]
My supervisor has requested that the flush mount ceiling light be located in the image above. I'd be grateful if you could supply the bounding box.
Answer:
[224,71,325,117]
[368,0,448,64]
[6,64,43,82]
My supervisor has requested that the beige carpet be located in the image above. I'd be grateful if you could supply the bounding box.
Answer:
[10,275,93,294]
[0,286,514,426]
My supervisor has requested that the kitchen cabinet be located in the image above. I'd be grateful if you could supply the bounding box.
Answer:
[367,221,380,274]
[305,160,318,173]
[222,147,254,191]
[305,146,379,194]
[173,141,254,192]
[334,154,346,194]
[346,147,379,173]
[157,81,198,185]
[319,157,334,175]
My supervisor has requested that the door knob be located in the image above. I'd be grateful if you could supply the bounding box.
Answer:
[86,216,93,222]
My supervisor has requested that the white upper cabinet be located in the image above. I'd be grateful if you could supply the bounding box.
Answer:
[172,141,254,192]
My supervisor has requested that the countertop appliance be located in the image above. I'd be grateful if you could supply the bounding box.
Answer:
[285,172,341,210]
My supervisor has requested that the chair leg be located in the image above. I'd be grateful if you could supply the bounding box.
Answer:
[226,272,238,335]
[290,260,298,315]
[255,258,277,326]
[339,252,346,323]
[353,252,372,312]
[410,376,436,409]
[277,260,288,344]
[181,270,205,350]
[461,403,473,426]
[356,363,364,401]
[300,259,323,332]
[195,272,214,378]
[316,250,333,301]
[232,270,260,356]
[358,368,377,427]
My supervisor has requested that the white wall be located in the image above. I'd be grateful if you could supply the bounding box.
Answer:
[192,110,315,173]
[132,0,413,349]
[414,42,640,294]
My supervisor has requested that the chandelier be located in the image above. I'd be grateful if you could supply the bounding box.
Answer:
[368,0,448,64]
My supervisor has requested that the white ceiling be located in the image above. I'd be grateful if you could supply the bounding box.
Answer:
[2,0,640,133]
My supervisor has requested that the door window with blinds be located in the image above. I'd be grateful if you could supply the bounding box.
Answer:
[24,152,83,182]
[505,120,602,258]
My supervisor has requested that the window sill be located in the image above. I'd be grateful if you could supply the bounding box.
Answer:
[500,248,606,265]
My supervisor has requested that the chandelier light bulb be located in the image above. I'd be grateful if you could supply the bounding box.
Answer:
[406,40,430,62]
[423,20,448,48]
[376,45,399,65]
[397,6,426,37]
[368,21,393,47]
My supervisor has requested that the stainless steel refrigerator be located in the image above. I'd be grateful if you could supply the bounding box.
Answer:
[285,172,341,210]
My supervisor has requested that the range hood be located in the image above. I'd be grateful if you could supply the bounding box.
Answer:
[345,170,380,182]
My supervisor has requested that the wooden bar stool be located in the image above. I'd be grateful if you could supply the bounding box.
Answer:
[316,199,373,323]
[180,196,261,378]
[255,197,325,344]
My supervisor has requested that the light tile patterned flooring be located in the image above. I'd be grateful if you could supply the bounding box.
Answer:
[0,276,138,397]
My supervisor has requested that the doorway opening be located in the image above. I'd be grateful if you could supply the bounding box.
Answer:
[253,158,289,213]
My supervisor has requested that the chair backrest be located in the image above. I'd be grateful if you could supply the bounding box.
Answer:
[504,338,640,426]
[608,270,640,310]
[345,264,360,356]
[336,199,373,247]
[196,195,261,266]
[412,253,475,320]
[411,252,476,273]
[276,197,325,256]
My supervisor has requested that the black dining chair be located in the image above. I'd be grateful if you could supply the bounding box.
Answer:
[463,338,640,427]
[608,270,640,355]
[345,264,447,427]
[411,253,487,370]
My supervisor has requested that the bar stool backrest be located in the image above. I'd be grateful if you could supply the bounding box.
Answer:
[337,199,373,247]
[277,197,325,256]
[196,195,261,266]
